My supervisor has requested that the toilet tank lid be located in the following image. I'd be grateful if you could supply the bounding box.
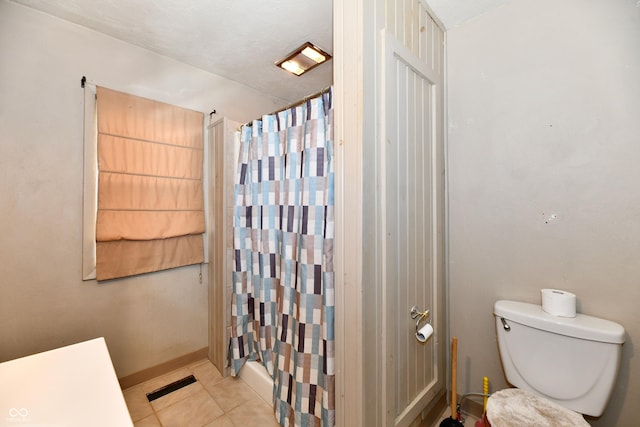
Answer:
[494,300,625,344]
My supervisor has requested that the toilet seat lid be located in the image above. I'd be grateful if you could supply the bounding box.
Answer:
[486,388,590,427]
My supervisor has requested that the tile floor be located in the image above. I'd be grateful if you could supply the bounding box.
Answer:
[123,360,481,427]
[123,359,280,427]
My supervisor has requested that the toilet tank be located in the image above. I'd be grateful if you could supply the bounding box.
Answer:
[494,300,625,417]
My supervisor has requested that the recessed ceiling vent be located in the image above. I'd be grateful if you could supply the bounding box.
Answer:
[276,42,332,76]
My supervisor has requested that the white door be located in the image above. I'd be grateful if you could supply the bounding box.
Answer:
[336,1,446,425]
[381,30,445,427]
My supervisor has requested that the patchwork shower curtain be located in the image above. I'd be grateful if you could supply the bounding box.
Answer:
[229,89,334,427]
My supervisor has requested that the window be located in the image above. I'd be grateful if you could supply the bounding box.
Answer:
[83,85,204,281]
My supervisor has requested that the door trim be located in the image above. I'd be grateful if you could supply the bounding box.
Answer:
[333,0,365,426]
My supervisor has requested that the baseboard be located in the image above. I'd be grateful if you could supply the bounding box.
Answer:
[460,394,484,420]
[419,390,447,427]
[118,347,209,390]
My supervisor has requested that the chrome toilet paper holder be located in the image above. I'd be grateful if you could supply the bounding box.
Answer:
[410,306,431,334]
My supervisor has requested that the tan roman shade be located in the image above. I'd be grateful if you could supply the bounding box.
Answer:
[95,87,204,281]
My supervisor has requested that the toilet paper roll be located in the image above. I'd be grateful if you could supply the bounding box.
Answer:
[541,289,576,317]
[416,323,434,343]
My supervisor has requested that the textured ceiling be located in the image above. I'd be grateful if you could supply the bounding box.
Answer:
[11,0,333,102]
[10,0,506,102]
[425,0,511,29]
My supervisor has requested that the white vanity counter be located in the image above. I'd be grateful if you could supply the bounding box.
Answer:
[0,337,133,426]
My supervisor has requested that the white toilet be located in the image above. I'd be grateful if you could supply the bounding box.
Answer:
[487,300,625,426]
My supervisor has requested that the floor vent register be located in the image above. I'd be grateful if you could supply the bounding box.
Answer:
[145,375,197,402]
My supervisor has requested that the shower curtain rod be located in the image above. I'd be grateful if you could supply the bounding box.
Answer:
[243,86,331,128]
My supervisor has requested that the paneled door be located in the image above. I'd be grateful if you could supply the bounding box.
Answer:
[380,29,445,427]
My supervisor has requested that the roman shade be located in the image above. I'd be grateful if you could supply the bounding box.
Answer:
[95,87,204,281]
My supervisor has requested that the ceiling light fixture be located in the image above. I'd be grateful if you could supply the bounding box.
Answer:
[276,42,332,76]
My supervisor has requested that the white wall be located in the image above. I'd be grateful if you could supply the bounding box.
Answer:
[0,0,284,378]
[447,0,640,425]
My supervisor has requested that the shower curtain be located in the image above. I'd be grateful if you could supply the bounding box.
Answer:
[229,88,334,427]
